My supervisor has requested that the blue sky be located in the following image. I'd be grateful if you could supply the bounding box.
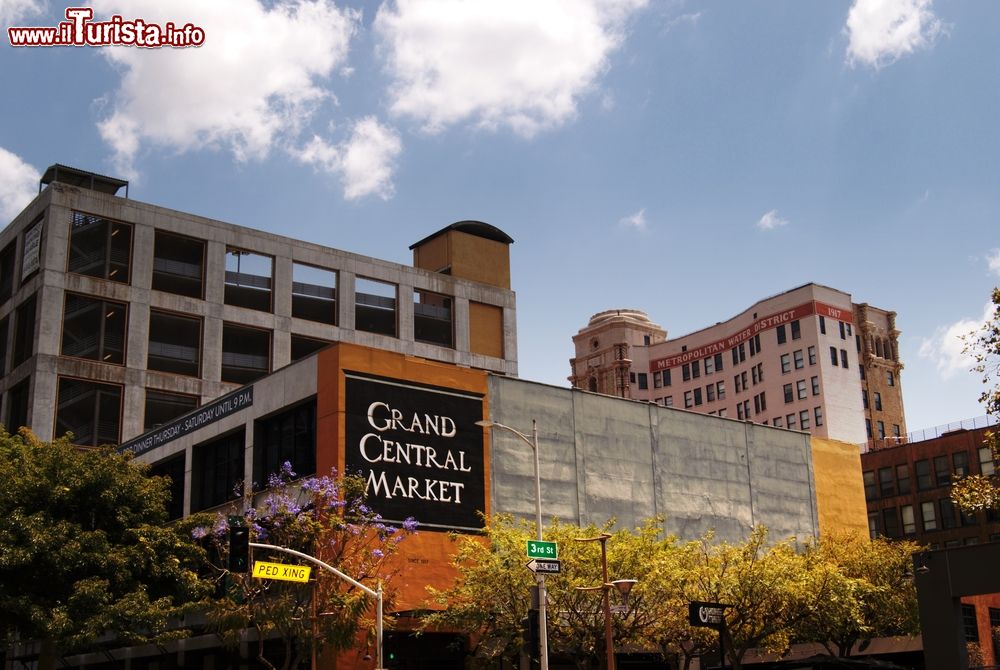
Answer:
[2,0,998,434]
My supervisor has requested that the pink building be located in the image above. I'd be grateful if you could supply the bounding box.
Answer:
[569,283,906,447]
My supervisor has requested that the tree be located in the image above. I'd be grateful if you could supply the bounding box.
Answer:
[193,463,417,670]
[794,533,920,657]
[953,287,1000,513]
[0,428,208,670]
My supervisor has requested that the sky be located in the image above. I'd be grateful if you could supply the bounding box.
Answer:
[1,0,998,435]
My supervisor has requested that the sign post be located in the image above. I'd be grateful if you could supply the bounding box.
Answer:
[689,601,730,669]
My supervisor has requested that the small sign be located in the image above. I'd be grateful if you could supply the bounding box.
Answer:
[526,559,561,574]
[689,601,728,629]
[527,540,558,559]
[253,560,312,583]
[610,604,628,614]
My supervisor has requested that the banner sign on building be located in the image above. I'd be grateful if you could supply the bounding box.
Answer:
[21,220,42,280]
[118,386,254,457]
[344,372,486,532]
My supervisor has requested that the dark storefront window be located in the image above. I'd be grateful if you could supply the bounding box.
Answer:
[149,452,186,520]
[253,400,316,488]
[192,429,245,512]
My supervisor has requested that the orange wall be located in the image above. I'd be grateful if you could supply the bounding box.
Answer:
[316,343,490,611]
[811,437,870,538]
[469,301,504,359]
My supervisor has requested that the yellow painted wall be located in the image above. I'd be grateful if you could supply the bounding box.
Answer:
[469,301,504,359]
[811,437,870,538]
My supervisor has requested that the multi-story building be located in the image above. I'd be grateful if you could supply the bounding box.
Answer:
[861,426,1000,547]
[569,283,906,447]
[0,164,517,446]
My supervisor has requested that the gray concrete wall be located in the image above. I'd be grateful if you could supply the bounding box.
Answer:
[488,376,818,543]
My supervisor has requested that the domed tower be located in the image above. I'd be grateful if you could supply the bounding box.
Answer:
[569,309,665,398]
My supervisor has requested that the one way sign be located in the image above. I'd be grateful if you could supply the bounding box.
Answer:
[526,558,561,574]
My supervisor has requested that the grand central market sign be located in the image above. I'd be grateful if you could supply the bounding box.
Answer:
[344,373,486,532]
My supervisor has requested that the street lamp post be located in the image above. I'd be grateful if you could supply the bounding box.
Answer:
[575,534,637,670]
[476,419,549,670]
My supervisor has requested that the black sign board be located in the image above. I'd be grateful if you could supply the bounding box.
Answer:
[344,372,485,532]
[118,386,254,457]
[689,601,728,629]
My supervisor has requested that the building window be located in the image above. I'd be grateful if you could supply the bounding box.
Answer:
[797,379,807,400]
[791,320,801,340]
[290,334,330,362]
[799,409,810,429]
[152,231,204,298]
[254,400,316,488]
[754,392,766,414]
[776,324,786,344]
[630,372,636,384]
[962,605,979,643]
[830,346,839,366]
[896,464,911,494]
[68,211,131,283]
[940,498,957,530]
[716,381,725,400]
[56,377,121,447]
[874,392,882,411]
[878,467,895,497]
[714,353,724,372]
[819,316,826,335]
[863,471,877,499]
[860,364,865,380]
[61,293,126,365]
[863,391,869,409]
[693,388,703,406]
[12,294,37,368]
[682,364,691,382]
[663,369,672,387]
[933,455,950,486]
[793,349,804,369]
[706,383,716,402]
[786,413,796,429]
[979,446,996,476]
[814,406,823,426]
[882,507,900,538]
[781,354,791,374]
[811,376,820,396]
[887,370,895,386]
[664,396,673,407]
[149,453,186,521]
[840,349,848,369]
[414,289,454,348]
[868,511,880,538]
[877,421,885,439]
[901,505,915,535]
[0,241,16,303]
[653,371,663,389]
[691,360,701,378]
[148,310,201,377]
[839,321,846,339]
[355,277,397,337]
[773,416,783,428]
[144,389,199,431]
[638,373,648,390]
[192,429,245,512]
[866,419,872,439]
[221,323,271,384]
[892,424,901,437]
[6,377,31,432]
[808,346,816,365]
[225,248,273,312]
[0,315,8,376]
[921,501,938,531]
[915,459,932,490]
[953,451,969,477]
[292,263,337,325]
[704,356,714,375]
[783,383,793,403]
[684,391,693,409]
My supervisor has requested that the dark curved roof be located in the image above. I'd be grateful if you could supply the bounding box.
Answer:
[409,220,514,249]
[41,164,128,196]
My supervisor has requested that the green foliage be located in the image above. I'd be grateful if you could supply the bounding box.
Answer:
[954,287,1000,513]
[194,464,416,670]
[0,428,208,655]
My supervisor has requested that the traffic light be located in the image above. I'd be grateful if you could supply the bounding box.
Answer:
[228,522,249,573]
[521,609,540,656]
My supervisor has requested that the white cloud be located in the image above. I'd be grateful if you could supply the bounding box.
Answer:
[0,148,39,222]
[617,208,647,231]
[756,209,789,231]
[92,0,358,176]
[295,117,402,201]
[664,11,701,33]
[845,0,944,69]
[987,249,1000,277]
[919,302,994,379]
[0,0,44,26]
[374,0,648,137]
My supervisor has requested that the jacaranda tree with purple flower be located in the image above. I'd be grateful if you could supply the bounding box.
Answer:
[192,463,417,670]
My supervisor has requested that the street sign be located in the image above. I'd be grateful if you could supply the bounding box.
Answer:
[527,540,558,559]
[689,601,728,629]
[252,560,312,583]
[526,558,561,574]
[610,604,628,614]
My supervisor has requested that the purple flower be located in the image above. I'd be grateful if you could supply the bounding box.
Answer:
[402,517,419,532]
[192,526,208,540]
[251,522,268,540]
[372,549,384,558]
[281,461,296,478]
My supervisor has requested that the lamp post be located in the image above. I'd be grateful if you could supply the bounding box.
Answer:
[575,534,636,670]
[475,419,549,670]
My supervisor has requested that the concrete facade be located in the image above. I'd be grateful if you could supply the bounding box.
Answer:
[0,168,517,445]
[570,283,907,449]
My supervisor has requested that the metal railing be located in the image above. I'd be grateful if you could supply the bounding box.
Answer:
[908,415,997,443]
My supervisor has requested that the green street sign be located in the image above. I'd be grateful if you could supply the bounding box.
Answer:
[526,540,558,559]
